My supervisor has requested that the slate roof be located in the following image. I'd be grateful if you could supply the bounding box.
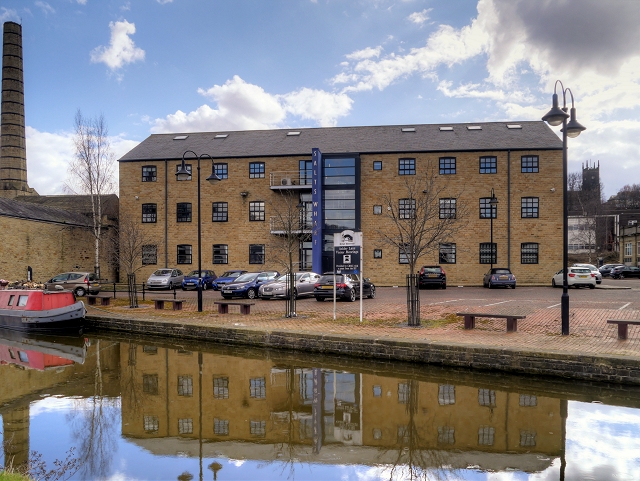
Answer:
[15,194,119,220]
[0,197,93,227]
[119,121,563,162]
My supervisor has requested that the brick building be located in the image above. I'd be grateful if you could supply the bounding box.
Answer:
[118,121,563,286]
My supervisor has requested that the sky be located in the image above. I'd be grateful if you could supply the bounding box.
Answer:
[1,0,639,199]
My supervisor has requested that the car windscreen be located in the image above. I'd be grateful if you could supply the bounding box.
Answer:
[571,268,591,274]
[422,267,441,273]
[186,271,203,277]
[235,273,258,283]
[319,275,343,283]
[493,269,511,274]
[277,273,303,282]
[153,270,172,276]
[221,271,241,278]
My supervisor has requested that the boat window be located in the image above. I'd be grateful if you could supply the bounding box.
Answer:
[8,295,14,306]
[8,349,15,359]
[18,352,29,363]
[18,295,28,307]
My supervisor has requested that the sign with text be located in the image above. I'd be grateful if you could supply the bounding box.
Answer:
[334,230,362,274]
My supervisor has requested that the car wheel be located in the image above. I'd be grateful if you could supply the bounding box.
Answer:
[488,282,493,289]
[168,282,173,290]
[75,287,86,297]
[202,283,207,291]
[247,288,257,299]
[512,284,516,289]
[552,279,557,288]
[315,296,325,302]
[620,274,625,279]
[589,284,595,289]
[181,287,186,291]
[348,288,356,302]
[441,284,446,290]
[368,286,376,299]
[222,295,232,300]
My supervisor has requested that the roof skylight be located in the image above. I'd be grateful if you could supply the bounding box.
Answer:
[507,124,522,129]
[401,127,416,132]
[173,135,188,140]
[467,125,482,130]
[214,134,228,139]
[439,126,453,131]
[287,131,301,136]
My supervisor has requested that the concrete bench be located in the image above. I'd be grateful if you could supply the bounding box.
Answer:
[607,319,640,340]
[214,301,255,315]
[456,312,527,332]
[154,299,184,311]
[86,294,112,306]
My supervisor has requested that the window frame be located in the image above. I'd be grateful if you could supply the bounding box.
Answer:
[212,202,228,222]
[399,198,416,219]
[479,156,497,174]
[521,197,539,218]
[439,198,457,219]
[373,161,382,171]
[479,242,497,264]
[249,244,265,264]
[521,155,539,173]
[439,243,456,264]
[142,203,157,223]
[373,249,382,259]
[249,162,265,179]
[176,202,192,222]
[142,244,158,265]
[213,244,228,264]
[521,242,539,264]
[480,198,497,219]
[177,244,192,265]
[142,165,157,182]
[214,163,228,179]
[439,157,456,175]
[398,158,416,176]
[249,201,265,221]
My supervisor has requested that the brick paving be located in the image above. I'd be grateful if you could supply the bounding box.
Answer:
[87,283,640,361]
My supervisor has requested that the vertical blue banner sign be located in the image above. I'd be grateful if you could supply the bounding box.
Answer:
[311,148,323,275]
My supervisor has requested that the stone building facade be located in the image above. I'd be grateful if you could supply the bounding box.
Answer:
[118,121,563,286]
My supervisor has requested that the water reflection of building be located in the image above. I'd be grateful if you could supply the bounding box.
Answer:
[120,343,563,472]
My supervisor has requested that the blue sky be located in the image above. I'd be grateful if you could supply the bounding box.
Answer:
[1,0,639,198]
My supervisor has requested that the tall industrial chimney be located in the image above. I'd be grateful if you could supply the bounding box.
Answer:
[0,21,36,197]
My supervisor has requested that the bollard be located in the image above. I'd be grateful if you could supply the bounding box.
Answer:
[113,282,116,299]
[142,283,145,301]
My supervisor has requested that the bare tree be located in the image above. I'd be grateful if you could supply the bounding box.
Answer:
[66,110,117,280]
[378,171,467,326]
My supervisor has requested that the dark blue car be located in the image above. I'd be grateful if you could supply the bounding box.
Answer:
[221,271,280,299]
[211,270,247,290]
[181,270,217,290]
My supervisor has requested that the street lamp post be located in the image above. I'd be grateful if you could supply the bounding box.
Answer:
[542,80,586,335]
[489,188,498,270]
[176,150,223,312]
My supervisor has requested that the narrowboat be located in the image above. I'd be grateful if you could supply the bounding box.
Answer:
[0,328,87,367]
[0,289,85,333]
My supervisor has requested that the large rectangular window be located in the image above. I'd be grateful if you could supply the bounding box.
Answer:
[521,197,539,218]
[399,198,416,219]
[142,203,157,223]
[249,244,265,264]
[177,245,192,264]
[398,158,415,175]
[480,198,497,219]
[324,189,356,230]
[439,157,456,175]
[324,158,356,185]
[439,198,456,219]
[479,156,497,174]
[521,243,539,264]
[299,160,313,185]
[521,156,539,173]
[142,245,157,265]
[214,163,228,179]
[177,375,193,396]
[142,165,157,182]
[176,163,192,180]
[214,418,229,435]
[212,202,228,222]
[250,377,266,399]
[214,377,229,399]
[249,201,265,221]
[213,244,228,264]
[480,243,497,264]
[177,202,192,222]
[249,162,265,178]
[439,243,456,264]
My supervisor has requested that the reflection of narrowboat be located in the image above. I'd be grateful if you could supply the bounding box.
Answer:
[0,328,87,367]
[0,289,85,333]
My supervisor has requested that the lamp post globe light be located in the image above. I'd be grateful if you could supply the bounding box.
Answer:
[176,150,223,312]
[542,80,586,335]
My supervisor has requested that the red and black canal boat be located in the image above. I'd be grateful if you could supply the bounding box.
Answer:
[0,289,85,333]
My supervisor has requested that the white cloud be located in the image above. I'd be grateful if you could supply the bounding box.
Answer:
[157,0,173,4]
[346,46,383,61]
[151,76,352,133]
[35,1,55,15]
[90,20,145,72]
[408,8,432,26]
[76,0,87,5]
[0,8,18,22]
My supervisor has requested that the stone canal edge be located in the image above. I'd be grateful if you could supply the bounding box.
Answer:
[87,315,640,386]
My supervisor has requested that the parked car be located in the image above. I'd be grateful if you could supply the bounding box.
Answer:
[181,270,217,290]
[572,263,602,284]
[45,272,100,297]
[313,273,376,302]
[610,265,640,279]
[258,272,321,299]
[146,268,184,290]
[211,270,247,290]
[482,268,516,289]
[221,271,280,299]
[552,267,596,288]
[599,264,624,277]
[418,266,446,289]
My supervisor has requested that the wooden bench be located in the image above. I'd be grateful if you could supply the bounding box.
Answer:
[86,294,112,306]
[607,319,640,340]
[154,299,184,311]
[214,301,255,315]
[456,312,527,332]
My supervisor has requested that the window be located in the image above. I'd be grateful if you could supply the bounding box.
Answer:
[521,197,539,218]
[212,202,228,222]
[373,161,382,170]
[399,158,416,175]
[143,346,158,354]
[439,157,456,175]
[143,374,159,395]
[250,420,266,437]
[177,245,192,264]
[17,296,28,307]
[213,244,228,264]
[249,244,265,264]
[399,243,410,264]
[144,415,159,433]
[142,203,157,223]
[439,243,456,264]
[142,165,157,182]
[249,162,265,179]
[438,384,455,405]
[250,377,266,399]
[373,385,382,397]
[521,243,539,264]
[214,163,228,179]
[214,377,229,399]
[177,375,193,396]
[178,418,193,434]
[142,245,157,265]
[214,418,229,435]
[479,156,497,174]
[177,202,192,222]
[520,430,537,447]
[373,205,382,215]
[439,198,456,219]
[478,426,495,446]
[399,198,416,219]
[625,242,633,257]
[519,394,537,407]
[521,156,539,173]
[437,426,455,444]
[480,243,497,264]
[398,382,410,404]
[249,201,265,221]
[478,389,496,407]
[480,198,497,219]
[374,249,382,259]
[8,295,15,306]
[176,163,192,180]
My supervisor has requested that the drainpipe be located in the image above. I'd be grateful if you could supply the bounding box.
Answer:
[507,150,511,269]
[165,159,168,267]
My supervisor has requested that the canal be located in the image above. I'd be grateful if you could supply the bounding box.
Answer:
[1,329,639,480]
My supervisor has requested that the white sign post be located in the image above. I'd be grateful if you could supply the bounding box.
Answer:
[333,230,363,322]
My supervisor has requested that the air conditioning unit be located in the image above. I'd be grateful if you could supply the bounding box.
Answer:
[281,177,293,186]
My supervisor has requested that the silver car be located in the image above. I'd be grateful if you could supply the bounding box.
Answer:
[146,268,184,290]
[259,272,321,299]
